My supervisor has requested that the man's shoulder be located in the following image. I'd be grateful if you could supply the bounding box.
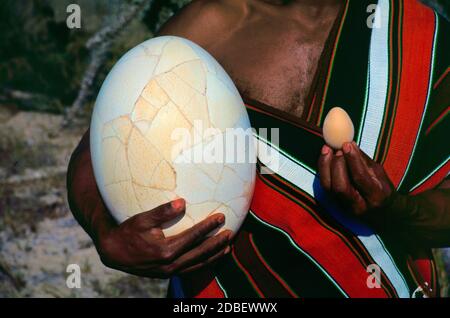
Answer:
[156,0,244,47]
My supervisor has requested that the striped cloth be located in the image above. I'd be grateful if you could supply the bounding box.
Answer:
[170,0,450,298]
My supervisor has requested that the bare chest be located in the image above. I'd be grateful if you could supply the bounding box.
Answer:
[206,18,333,118]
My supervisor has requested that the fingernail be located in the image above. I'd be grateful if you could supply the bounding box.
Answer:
[171,198,185,211]
[224,246,231,254]
[351,141,357,146]
[321,145,330,155]
[343,143,351,154]
[336,150,343,157]
[217,214,225,224]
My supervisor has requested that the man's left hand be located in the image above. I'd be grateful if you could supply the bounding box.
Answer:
[318,141,397,218]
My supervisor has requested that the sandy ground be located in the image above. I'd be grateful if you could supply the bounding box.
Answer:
[0,108,168,297]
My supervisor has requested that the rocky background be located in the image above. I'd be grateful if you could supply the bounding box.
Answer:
[0,0,449,298]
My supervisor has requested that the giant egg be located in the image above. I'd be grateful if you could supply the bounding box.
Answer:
[90,36,256,236]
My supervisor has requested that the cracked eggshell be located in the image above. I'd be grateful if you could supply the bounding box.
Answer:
[90,36,256,237]
[322,107,354,150]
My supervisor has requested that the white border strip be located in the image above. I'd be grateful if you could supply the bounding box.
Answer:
[359,0,390,158]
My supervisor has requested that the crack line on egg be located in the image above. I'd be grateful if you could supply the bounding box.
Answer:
[124,130,145,213]
[148,40,171,77]
[171,62,207,95]
[157,58,203,77]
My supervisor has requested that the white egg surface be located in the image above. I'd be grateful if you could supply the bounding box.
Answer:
[90,36,256,236]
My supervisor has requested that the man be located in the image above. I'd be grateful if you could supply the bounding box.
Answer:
[67,0,450,297]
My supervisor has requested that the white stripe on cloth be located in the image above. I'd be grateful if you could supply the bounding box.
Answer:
[359,0,390,158]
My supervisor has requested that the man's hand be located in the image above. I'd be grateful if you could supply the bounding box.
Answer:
[318,141,450,247]
[67,131,232,279]
[97,199,232,279]
[318,141,396,218]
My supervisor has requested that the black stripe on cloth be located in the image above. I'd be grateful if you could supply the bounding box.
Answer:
[318,0,372,132]
[233,230,297,297]
[306,0,349,124]
[431,13,450,86]
[214,252,263,298]
[417,14,449,139]
[246,106,324,173]
[242,212,346,298]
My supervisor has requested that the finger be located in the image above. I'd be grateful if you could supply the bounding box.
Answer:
[318,145,333,191]
[119,244,232,279]
[165,213,226,256]
[179,245,231,274]
[351,141,375,166]
[127,199,186,229]
[168,230,232,273]
[331,151,367,215]
[331,150,353,199]
[342,142,377,195]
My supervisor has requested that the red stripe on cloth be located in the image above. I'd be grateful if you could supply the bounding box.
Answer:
[433,67,449,90]
[407,254,437,298]
[306,92,317,122]
[383,1,436,186]
[195,279,225,298]
[411,160,450,195]
[250,176,388,297]
[413,259,432,287]
[182,269,225,298]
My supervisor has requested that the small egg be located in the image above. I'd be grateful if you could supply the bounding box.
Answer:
[322,107,354,150]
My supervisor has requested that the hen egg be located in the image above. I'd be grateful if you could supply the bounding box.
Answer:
[322,107,354,150]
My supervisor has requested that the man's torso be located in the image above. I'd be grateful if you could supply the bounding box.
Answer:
[160,0,343,118]
[161,0,448,298]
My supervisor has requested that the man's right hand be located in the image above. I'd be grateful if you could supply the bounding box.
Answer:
[97,199,232,278]
[67,131,232,279]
